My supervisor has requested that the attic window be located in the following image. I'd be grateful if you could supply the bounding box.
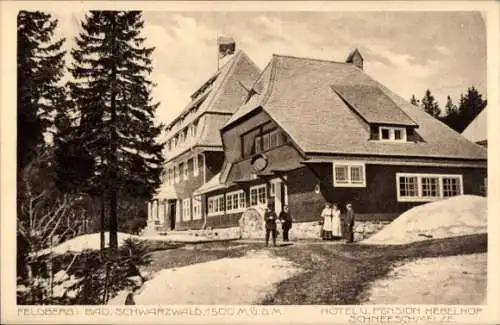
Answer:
[379,126,407,142]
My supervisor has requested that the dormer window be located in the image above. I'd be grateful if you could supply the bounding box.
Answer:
[379,126,407,142]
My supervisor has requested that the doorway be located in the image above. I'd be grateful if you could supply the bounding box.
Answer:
[271,178,288,215]
[168,200,176,230]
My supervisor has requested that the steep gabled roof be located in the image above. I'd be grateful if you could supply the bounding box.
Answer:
[164,50,260,136]
[163,51,261,158]
[223,54,487,161]
[462,108,487,144]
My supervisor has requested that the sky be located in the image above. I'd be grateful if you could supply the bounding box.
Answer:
[51,11,487,125]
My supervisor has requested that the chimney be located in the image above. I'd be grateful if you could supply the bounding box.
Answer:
[346,48,363,70]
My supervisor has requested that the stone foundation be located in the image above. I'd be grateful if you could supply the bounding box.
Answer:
[237,208,390,241]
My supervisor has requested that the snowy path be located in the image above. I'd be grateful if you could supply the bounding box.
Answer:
[363,253,487,305]
[133,249,302,305]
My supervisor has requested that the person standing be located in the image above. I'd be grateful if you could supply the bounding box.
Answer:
[279,205,293,242]
[331,203,342,240]
[320,202,333,240]
[344,203,355,243]
[264,203,278,247]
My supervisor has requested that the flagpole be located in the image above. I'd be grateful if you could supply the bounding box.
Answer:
[216,34,219,71]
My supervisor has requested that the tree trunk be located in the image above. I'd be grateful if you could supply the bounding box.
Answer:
[109,190,118,250]
[109,12,119,251]
[100,195,105,251]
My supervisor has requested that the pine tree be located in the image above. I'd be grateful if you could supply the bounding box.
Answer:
[68,11,164,250]
[410,94,419,106]
[421,89,441,118]
[444,96,457,116]
[440,95,460,131]
[457,86,487,132]
[17,11,66,171]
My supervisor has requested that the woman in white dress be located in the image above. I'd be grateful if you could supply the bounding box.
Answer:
[320,202,333,240]
[331,203,342,240]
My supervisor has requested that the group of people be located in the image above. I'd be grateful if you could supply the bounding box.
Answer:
[320,202,355,242]
[262,201,355,247]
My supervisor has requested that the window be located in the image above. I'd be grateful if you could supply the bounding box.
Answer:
[333,162,366,187]
[480,177,487,196]
[183,161,189,179]
[442,176,461,197]
[262,133,270,151]
[225,190,246,212]
[254,136,262,153]
[396,173,463,202]
[192,196,202,220]
[250,184,267,207]
[192,119,199,137]
[421,177,439,198]
[207,195,225,216]
[398,175,418,197]
[182,199,191,221]
[378,127,407,142]
[179,163,184,181]
[381,128,390,140]
[174,165,180,183]
[193,155,199,177]
[269,130,278,148]
[167,140,171,151]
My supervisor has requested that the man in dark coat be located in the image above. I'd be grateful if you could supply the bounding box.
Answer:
[344,203,355,243]
[279,205,293,242]
[264,203,278,247]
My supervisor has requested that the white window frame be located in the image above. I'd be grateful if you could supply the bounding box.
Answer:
[225,190,246,213]
[396,173,463,202]
[183,160,189,179]
[333,162,366,187]
[378,126,407,142]
[182,198,191,221]
[192,196,202,220]
[250,184,267,207]
[193,155,199,177]
[207,194,225,217]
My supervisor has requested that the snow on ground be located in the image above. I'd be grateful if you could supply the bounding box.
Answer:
[363,195,487,245]
[363,253,487,305]
[36,232,221,255]
[36,232,141,255]
[133,249,302,305]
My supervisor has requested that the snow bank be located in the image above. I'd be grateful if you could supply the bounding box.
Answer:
[133,250,302,305]
[363,195,487,245]
[37,231,235,256]
[363,253,487,304]
[37,232,141,255]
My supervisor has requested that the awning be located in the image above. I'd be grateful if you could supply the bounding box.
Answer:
[193,172,228,196]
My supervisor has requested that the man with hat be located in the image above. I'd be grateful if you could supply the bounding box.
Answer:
[264,202,278,247]
[344,203,355,243]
